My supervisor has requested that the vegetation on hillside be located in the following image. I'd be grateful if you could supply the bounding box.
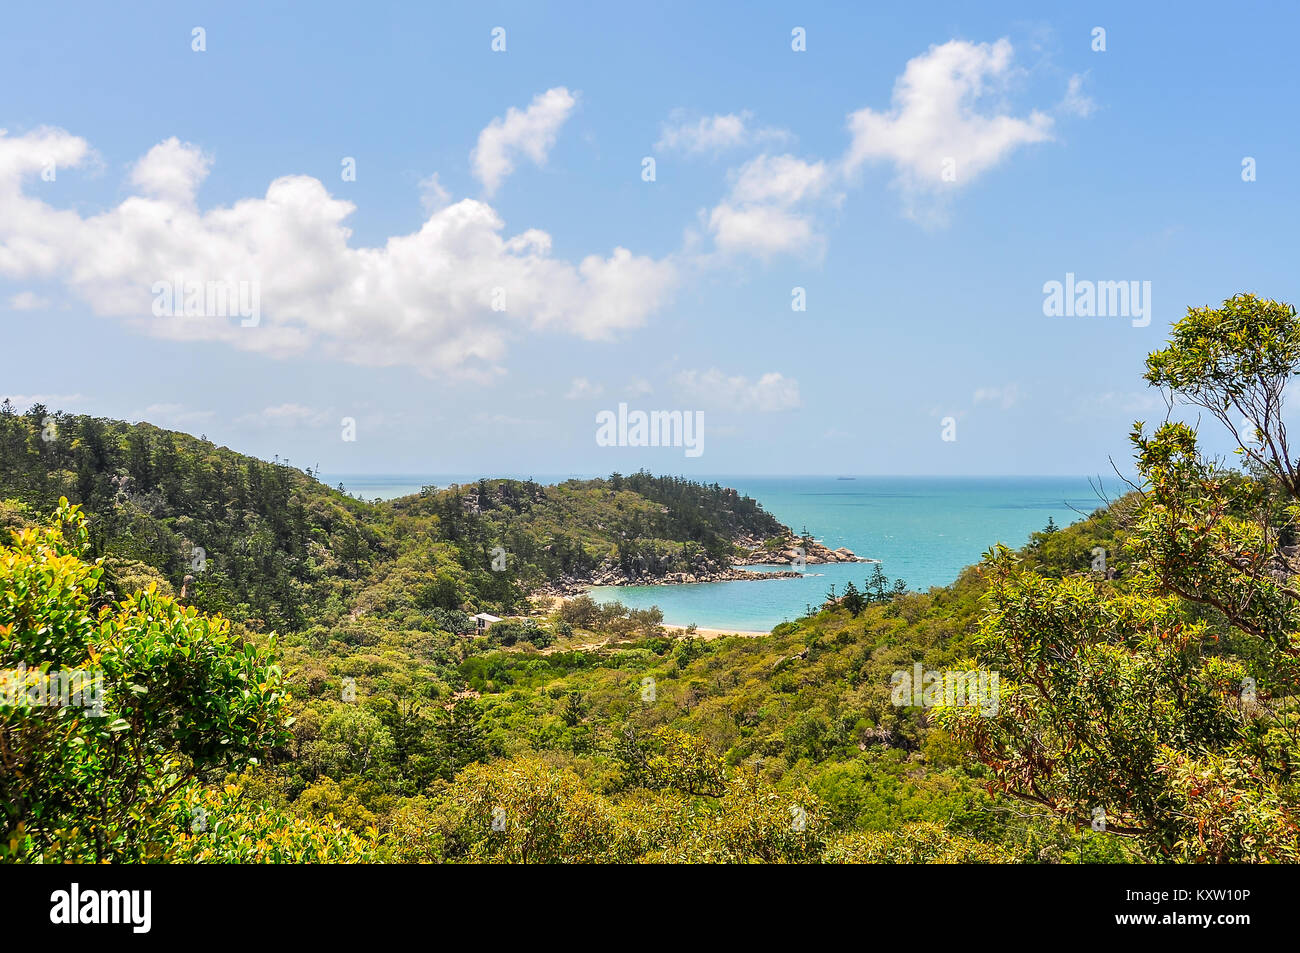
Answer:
[940,294,1300,862]
[3,294,1299,862]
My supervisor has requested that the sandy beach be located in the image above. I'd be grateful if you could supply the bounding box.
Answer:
[531,594,771,640]
[663,623,770,639]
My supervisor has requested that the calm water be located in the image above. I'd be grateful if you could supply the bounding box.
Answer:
[334,473,1111,632]
[588,477,1107,630]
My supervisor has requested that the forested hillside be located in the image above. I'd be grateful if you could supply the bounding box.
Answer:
[0,403,1129,863]
[4,295,1300,864]
[0,466,1125,863]
[0,403,784,629]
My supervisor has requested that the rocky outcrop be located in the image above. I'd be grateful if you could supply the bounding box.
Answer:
[533,565,801,598]
[731,533,874,566]
[530,532,873,598]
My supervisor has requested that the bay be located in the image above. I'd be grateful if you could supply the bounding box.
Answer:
[587,476,1109,631]
[333,473,1114,633]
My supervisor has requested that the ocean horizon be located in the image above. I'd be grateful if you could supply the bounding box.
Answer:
[332,473,1117,631]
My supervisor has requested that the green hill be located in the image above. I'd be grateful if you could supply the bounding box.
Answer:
[0,403,785,632]
[7,295,1300,864]
[0,403,1130,863]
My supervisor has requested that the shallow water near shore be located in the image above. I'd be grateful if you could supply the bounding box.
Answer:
[587,476,1107,631]
[331,473,1110,632]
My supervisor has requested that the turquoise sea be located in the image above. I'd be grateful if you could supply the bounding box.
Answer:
[332,474,1112,632]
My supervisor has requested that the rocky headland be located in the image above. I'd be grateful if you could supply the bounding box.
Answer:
[531,532,874,598]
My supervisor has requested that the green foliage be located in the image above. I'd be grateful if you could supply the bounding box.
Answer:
[0,501,290,862]
[167,781,377,863]
[30,307,1300,866]
[404,738,824,864]
[841,580,866,616]
[940,293,1300,862]
[559,595,665,639]
[822,822,1016,863]
[0,412,386,631]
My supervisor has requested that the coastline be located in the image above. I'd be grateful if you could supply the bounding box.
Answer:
[531,533,873,599]
[663,622,771,639]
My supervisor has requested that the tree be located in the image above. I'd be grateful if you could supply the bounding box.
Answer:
[434,698,486,779]
[316,706,396,776]
[433,757,626,863]
[0,500,290,862]
[938,294,1300,862]
[1144,293,1300,495]
[867,563,889,603]
[562,691,585,727]
[841,580,866,617]
[125,427,153,488]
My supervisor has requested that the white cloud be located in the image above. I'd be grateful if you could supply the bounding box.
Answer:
[708,154,831,257]
[236,403,332,428]
[130,137,212,204]
[700,38,1068,254]
[842,39,1053,209]
[0,124,675,379]
[973,383,1023,410]
[674,368,801,412]
[1060,74,1097,118]
[8,290,49,310]
[136,403,217,429]
[708,202,817,258]
[656,111,790,155]
[418,172,451,213]
[471,87,577,195]
[626,377,653,397]
[729,154,830,206]
[564,377,604,400]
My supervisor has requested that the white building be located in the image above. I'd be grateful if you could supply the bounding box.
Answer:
[471,612,503,632]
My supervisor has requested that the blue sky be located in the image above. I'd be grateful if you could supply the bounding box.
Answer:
[2,1,1297,478]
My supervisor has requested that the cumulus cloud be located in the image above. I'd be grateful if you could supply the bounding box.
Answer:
[130,138,213,204]
[730,153,830,205]
[673,368,801,412]
[701,38,1071,253]
[656,110,790,155]
[471,87,577,195]
[708,154,831,258]
[843,39,1053,201]
[0,122,675,379]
